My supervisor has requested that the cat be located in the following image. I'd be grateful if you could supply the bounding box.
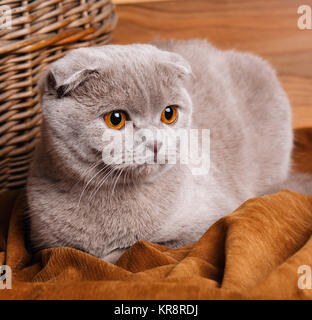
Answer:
[27,39,307,263]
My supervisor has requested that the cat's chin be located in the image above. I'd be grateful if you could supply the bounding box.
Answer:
[143,163,175,183]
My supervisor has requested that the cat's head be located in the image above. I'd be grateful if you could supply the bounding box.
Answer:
[40,44,193,183]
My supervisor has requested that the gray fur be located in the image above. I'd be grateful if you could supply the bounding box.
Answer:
[27,39,298,263]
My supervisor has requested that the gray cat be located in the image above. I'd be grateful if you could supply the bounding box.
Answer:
[26,39,309,263]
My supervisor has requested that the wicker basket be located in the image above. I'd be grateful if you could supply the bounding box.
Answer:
[0,0,117,192]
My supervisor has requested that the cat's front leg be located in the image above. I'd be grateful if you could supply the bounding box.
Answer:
[159,239,189,249]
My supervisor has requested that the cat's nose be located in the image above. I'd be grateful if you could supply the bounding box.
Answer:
[154,141,163,154]
[147,141,162,154]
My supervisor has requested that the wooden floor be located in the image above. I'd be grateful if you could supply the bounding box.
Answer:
[112,0,312,129]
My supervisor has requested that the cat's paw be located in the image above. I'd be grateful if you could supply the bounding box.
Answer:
[102,248,127,264]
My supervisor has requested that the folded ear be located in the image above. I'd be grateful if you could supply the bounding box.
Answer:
[166,52,192,80]
[39,68,99,99]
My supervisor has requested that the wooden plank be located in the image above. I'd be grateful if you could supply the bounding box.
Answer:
[113,0,168,4]
[112,0,312,129]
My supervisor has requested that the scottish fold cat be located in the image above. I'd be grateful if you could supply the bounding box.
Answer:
[27,39,307,263]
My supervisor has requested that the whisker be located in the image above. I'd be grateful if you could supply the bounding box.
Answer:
[72,159,103,188]
[88,165,119,203]
[111,168,124,197]
[76,164,110,211]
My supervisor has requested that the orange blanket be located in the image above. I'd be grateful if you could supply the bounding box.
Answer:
[1,128,312,300]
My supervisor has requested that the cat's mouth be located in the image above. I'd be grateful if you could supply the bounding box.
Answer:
[99,161,171,184]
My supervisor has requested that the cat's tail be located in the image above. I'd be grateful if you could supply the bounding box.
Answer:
[264,172,312,196]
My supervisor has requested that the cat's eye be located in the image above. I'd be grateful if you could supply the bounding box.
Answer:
[161,105,177,124]
[104,110,126,130]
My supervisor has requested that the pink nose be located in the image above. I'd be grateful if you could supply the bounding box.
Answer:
[152,141,163,154]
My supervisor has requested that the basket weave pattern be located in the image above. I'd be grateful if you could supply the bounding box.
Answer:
[0,0,117,191]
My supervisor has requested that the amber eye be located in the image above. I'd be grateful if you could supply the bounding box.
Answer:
[104,110,126,129]
[161,105,177,124]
